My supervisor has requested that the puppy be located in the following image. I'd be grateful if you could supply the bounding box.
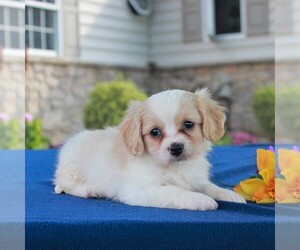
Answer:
[54,89,246,210]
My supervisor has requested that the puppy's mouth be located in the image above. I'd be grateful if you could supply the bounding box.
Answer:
[170,155,187,162]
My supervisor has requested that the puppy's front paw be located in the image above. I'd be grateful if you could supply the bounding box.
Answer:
[184,193,218,211]
[215,189,246,203]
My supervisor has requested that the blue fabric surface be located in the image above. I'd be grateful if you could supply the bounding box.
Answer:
[26,145,275,250]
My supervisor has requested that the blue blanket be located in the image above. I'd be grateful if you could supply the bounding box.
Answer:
[25,145,275,250]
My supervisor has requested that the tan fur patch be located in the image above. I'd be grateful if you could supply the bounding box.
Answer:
[175,92,204,145]
[142,105,166,151]
[118,101,145,156]
[195,89,226,142]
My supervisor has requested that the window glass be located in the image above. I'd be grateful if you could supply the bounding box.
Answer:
[9,8,19,27]
[46,32,54,50]
[10,31,20,48]
[0,7,4,25]
[33,31,42,49]
[0,30,5,47]
[214,0,241,35]
[45,10,54,28]
[33,8,41,27]
[25,30,30,47]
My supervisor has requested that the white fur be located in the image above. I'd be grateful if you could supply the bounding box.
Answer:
[54,89,246,210]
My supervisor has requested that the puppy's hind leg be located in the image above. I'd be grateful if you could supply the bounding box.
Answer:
[54,171,90,198]
[54,182,90,198]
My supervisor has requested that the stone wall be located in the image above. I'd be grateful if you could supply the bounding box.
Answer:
[0,59,24,119]
[25,60,275,145]
[24,59,275,145]
[6,55,300,146]
[151,63,275,136]
[25,60,148,145]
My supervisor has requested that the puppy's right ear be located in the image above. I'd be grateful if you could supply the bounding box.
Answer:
[119,101,144,156]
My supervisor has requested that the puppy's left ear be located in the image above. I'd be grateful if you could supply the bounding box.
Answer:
[195,88,226,142]
[119,101,144,156]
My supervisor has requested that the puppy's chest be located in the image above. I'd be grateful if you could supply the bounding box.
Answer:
[162,169,192,190]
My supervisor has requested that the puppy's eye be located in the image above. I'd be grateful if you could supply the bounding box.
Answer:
[183,121,194,129]
[150,128,161,137]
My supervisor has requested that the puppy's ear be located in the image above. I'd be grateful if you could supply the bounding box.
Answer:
[119,101,144,156]
[195,88,226,142]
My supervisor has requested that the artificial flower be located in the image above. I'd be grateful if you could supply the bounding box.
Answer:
[234,148,275,203]
[276,147,300,203]
[278,148,300,172]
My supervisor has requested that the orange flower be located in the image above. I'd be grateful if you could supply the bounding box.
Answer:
[275,148,300,203]
[234,149,275,203]
[278,148,300,172]
[257,148,275,171]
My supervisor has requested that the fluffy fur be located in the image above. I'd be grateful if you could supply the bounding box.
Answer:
[54,89,245,210]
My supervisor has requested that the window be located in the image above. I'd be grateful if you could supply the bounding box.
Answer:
[0,1,24,49]
[211,0,244,38]
[25,0,59,53]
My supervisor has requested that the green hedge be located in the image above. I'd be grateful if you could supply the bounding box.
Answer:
[252,85,275,141]
[276,85,300,140]
[25,118,50,149]
[0,119,22,149]
[84,77,147,129]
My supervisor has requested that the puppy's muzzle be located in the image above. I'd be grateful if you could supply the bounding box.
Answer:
[168,143,184,157]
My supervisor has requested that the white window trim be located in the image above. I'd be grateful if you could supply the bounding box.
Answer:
[26,0,62,57]
[208,0,246,41]
[0,0,62,57]
[0,0,24,53]
[0,0,24,9]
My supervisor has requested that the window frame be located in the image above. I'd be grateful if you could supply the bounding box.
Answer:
[25,0,62,57]
[208,0,246,41]
[0,0,62,57]
[0,0,24,55]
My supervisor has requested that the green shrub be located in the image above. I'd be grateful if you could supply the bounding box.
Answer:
[84,76,147,129]
[277,85,300,140]
[0,119,22,149]
[252,85,275,141]
[25,118,50,149]
[214,133,232,146]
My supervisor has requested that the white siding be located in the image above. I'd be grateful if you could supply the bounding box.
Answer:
[78,0,149,68]
[276,0,300,61]
[75,0,300,67]
[150,0,275,68]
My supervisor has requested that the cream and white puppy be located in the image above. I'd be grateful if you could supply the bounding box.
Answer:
[54,89,246,210]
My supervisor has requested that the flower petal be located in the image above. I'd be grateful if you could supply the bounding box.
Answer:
[275,178,293,202]
[240,178,266,196]
[233,184,253,201]
[257,149,275,171]
[277,198,300,204]
[281,168,300,185]
[278,149,300,171]
[259,167,275,185]
[256,198,275,204]
[252,188,274,203]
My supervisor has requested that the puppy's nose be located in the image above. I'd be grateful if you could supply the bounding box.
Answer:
[168,143,184,156]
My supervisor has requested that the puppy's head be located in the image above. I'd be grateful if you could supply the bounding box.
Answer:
[119,89,226,165]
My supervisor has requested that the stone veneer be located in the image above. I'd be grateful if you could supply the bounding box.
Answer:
[24,59,276,145]
[150,63,275,137]
[0,59,25,120]
[25,59,148,145]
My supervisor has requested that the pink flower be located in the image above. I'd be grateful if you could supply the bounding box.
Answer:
[25,113,33,122]
[0,113,9,123]
[229,131,258,145]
